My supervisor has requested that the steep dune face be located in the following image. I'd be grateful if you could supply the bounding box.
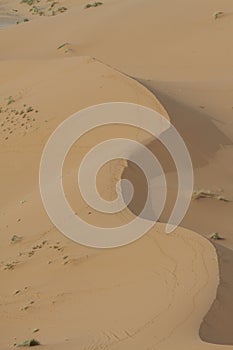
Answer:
[0,57,167,206]
[1,0,233,349]
[0,58,173,349]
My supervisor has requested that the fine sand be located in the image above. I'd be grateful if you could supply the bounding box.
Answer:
[0,0,233,349]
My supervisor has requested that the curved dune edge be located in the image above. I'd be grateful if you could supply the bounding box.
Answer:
[0,56,168,205]
[0,26,230,350]
[1,0,233,347]
[0,57,167,345]
[0,50,230,350]
[0,42,230,350]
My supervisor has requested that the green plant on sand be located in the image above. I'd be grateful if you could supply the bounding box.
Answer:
[6,96,15,105]
[17,339,40,347]
[210,232,224,241]
[20,0,38,6]
[84,2,103,9]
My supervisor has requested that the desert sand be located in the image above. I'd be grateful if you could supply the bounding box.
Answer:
[1,0,233,348]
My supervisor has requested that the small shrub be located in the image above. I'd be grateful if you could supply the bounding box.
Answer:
[4,262,17,270]
[21,0,38,6]
[11,235,22,243]
[7,96,15,105]
[50,1,58,8]
[32,329,40,334]
[192,189,231,202]
[17,339,40,347]
[84,2,103,9]
[30,6,39,13]
[57,42,69,49]
[213,11,224,20]
[210,232,224,240]
[57,6,67,13]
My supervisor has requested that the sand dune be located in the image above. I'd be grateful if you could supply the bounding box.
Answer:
[1,0,233,348]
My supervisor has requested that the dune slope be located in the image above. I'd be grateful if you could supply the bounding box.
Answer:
[1,0,233,348]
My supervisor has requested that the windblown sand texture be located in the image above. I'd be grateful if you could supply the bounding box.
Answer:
[1,0,233,349]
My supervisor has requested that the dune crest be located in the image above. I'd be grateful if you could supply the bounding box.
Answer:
[1,0,233,348]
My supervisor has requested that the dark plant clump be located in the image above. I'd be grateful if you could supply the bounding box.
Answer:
[210,232,224,241]
[84,2,103,9]
[17,338,40,347]
[21,0,38,6]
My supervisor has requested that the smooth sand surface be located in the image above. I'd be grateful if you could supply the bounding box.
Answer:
[1,0,233,348]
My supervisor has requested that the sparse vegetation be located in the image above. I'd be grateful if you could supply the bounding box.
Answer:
[210,232,224,240]
[32,329,40,334]
[49,5,67,15]
[50,1,58,8]
[3,261,18,270]
[213,11,224,20]
[20,0,67,16]
[21,0,38,5]
[57,6,67,13]
[11,235,22,243]
[84,2,103,9]
[57,42,69,50]
[17,339,40,347]
[0,99,38,141]
[192,190,231,202]
[7,96,15,105]
[14,289,21,295]
[26,106,34,112]
[30,6,39,14]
